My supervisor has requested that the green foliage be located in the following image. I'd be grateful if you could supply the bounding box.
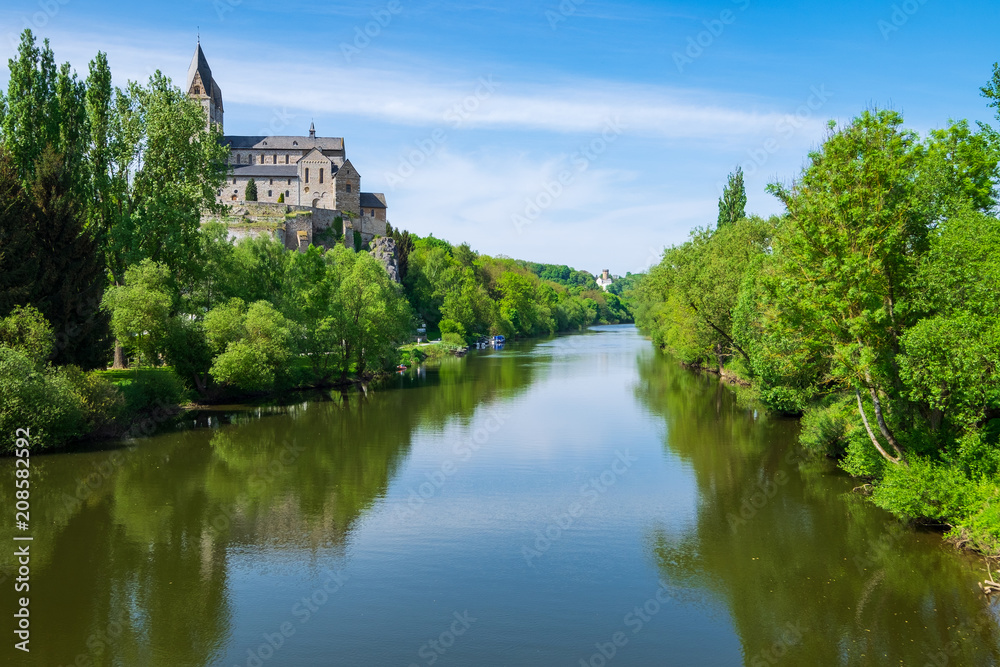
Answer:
[0,346,87,452]
[207,300,291,392]
[0,305,55,365]
[632,96,1000,550]
[102,259,173,365]
[717,166,747,227]
[799,394,855,458]
[277,191,284,203]
[113,368,186,417]
[244,178,257,202]
[441,332,465,347]
[352,229,362,251]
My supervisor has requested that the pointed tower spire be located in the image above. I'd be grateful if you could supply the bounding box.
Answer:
[309,121,316,139]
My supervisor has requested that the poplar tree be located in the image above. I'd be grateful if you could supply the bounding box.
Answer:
[717,166,747,228]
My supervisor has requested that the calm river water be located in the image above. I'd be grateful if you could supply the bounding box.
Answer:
[3,325,1000,666]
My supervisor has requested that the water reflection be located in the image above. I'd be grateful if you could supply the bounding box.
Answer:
[634,351,1000,665]
[0,351,534,666]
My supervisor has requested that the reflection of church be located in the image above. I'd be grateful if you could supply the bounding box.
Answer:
[185,41,387,225]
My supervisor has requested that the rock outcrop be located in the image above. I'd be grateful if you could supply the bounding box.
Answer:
[370,236,400,283]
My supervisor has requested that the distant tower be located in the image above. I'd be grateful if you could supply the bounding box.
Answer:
[186,40,224,134]
[309,121,316,139]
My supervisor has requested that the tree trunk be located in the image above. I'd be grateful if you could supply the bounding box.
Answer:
[112,340,127,369]
[855,389,906,466]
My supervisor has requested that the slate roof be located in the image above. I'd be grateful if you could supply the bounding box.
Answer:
[230,165,299,178]
[186,43,223,111]
[360,192,387,209]
[223,136,344,151]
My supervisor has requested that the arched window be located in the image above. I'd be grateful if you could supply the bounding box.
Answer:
[285,190,290,197]
[260,154,264,164]
[285,155,289,164]
[319,169,324,184]
[346,183,352,193]
[305,168,310,184]
[193,85,201,94]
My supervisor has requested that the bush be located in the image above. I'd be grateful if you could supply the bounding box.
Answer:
[115,369,187,417]
[277,192,285,203]
[0,347,87,452]
[0,306,55,365]
[442,332,466,348]
[439,319,466,340]
[58,366,125,431]
[799,394,854,457]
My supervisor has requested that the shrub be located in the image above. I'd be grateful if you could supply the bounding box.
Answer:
[0,346,87,452]
[439,319,466,340]
[115,369,187,417]
[245,178,258,201]
[58,365,125,431]
[277,192,285,203]
[0,305,54,365]
[799,394,854,457]
[442,332,466,348]
[353,230,362,251]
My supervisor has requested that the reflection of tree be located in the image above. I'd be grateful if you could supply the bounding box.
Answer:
[0,345,535,666]
[635,352,1000,665]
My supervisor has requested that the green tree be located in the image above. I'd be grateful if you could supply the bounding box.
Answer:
[717,166,747,227]
[245,177,257,202]
[101,260,174,366]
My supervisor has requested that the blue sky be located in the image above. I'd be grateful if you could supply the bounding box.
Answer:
[1,0,998,275]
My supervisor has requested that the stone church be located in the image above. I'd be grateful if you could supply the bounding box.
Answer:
[186,42,388,247]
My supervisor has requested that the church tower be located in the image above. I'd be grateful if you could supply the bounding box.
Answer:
[186,40,224,134]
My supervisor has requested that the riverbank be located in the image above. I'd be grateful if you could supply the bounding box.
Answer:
[668,350,1000,562]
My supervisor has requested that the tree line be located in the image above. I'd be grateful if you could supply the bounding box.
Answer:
[0,30,632,451]
[632,70,1000,554]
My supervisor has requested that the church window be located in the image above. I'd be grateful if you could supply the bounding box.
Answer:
[193,85,201,94]
[285,190,290,197]
[233,178,237,185]
[273,155,277,164]
[260,154,264,164]
[305,168,310,184]
[268,190,272,197]
[287,179,291,185]
[371,209,376,216]
[269,179,273,185]
[285,155,289,164]
[319,169,324,184]
[346,183,352,193]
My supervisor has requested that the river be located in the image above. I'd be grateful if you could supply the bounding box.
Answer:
[2,325,999,666]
